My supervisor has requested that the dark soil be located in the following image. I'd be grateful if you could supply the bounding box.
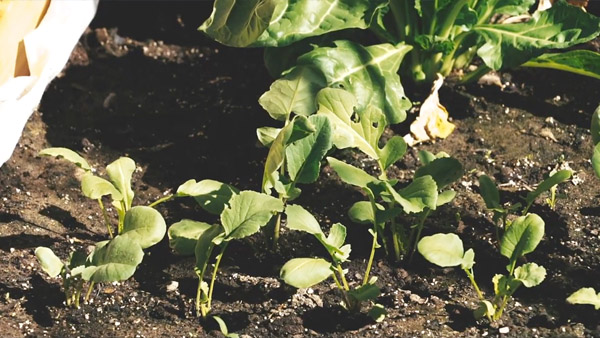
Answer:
[1,2,600,337]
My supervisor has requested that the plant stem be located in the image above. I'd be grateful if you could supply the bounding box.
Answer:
[409,209,431,262]
[389,0,407,41]
[148,194,174,208]
[439,31,470,75]
[85,282,95,303]
[464,268,484,301]
[363,230,378,286]
[206,243,229,315]
[438,0,469,39]
[272,212,283,248]
[459,64,491,84]
[97,199,114,238]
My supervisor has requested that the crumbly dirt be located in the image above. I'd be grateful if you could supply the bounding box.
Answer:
[1,2,600,337]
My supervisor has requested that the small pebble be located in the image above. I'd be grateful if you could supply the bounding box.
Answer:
[499,327,509,334]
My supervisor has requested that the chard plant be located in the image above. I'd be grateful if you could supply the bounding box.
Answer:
[167,179,283,318]
[199,0,600,123]
[418,213,547,321]
[280,204,386,321]
[478,169,571,242]
[36,148,167,306]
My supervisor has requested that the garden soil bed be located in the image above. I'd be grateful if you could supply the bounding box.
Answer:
[1,2,600,337]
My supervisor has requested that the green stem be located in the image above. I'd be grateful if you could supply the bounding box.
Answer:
[389,0,407,41]
[148,194,174,208]
[464,268,484,301]
[118,201,127,234]
[272,212,283,248]
[409,209,431,262]
[494,295,511,321]
[459,64,491,84]
[206,243,229,315]
[438,0,469,39]
[84,282,95,303]
[196,278,205,317]
[363,230,378,286]
[439,31,470,75]
[392,220,402,262]
[97,199,113,238]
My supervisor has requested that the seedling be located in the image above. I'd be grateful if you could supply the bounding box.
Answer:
[567,287,600,309]
[168,181,283,318]
[478,169,571,242]
[418,213,547,321]
[36,148,167,305]
[590,104,600,178]
[280,204,385,320]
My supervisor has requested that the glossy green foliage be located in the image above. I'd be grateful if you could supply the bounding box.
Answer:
[177,179,239,215]
[500,214,544,270]
[168,220,213,256]
[417,233,474,269]
[280,258,333,288]
[38,147,91,171]
[35,247,64,277]
[524,50,600,80]
[567,287,600,310]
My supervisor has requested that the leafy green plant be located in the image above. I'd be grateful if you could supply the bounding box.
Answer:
[168,181,283,318]
[567,287,600,309]
[280,205,385,320]
[36,148,167,306]
[478,169,571,241]
[200,0,600,114]
[418,214,547,321]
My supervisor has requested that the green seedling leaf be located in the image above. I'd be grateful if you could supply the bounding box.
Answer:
[474,300,495,320]
[168,220,213,256]
[418,233,466,268]
[478,175,500,209]
[326,223,346,249]
[82,236,144,282]
[514,262,546,287]
[285,204,323,235]
[38,147,91,171]
[474,1,600,70]
[415,157,463,190]
[417,150,437,166]
[81,173,123,201]
[500,214,545,271]
[280,258,332,288]
[199,0,387,47]
[567,287,600,310]
[386,176,438,213]
[523,50,600,80]
[221,191,284,239]
[525,170,572,210]
[256,127,281,147]
[592,104,600,145]
[317,88,385,159]
[349,283,380,302]
[377,136,407,171]
[437,189,457,207]
[593,143,600,179]
[368,303,387,323]
[195,225,225,276]
[493,274,521,297]
[212,316,239,338]
[461,248,475,270]
[106,157,136,211]
[35,247,64,277]
[286,115,333,184]
[306,41,412,124]
[177,179,239,215]
[348,201,375,224]
[68,250,88,271]
[263,115,314,193]
[259,66,326,120]
[327,157,378,188]
[121,206,166,249]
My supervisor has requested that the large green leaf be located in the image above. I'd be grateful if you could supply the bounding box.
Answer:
[285,204,323,235]
[200,0,388,47]
[198,0,278,47]
[121,206,166,249]
[418,233,469,268]
[176,179,239,215]
[38,147,91,171]
[414,157,463,189]
[220,191,284,239]
[259,66,326,120]
[106,157,136,210]
[567,287,600,310]
[280,257,332,288]
[168,220,213,256]
[81,173,123,201]
[262,115,314,194]
[478,175,500,209]
[82,236,144,282]
[307,41,412,124]
[523,50,600,80]
[286,115,333,184]
[327,157,377,188]
[500,214,545,270]
[474,0,600,70]
[35,247,64,277]
[385,176,438,213]
[514,262,546,287]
